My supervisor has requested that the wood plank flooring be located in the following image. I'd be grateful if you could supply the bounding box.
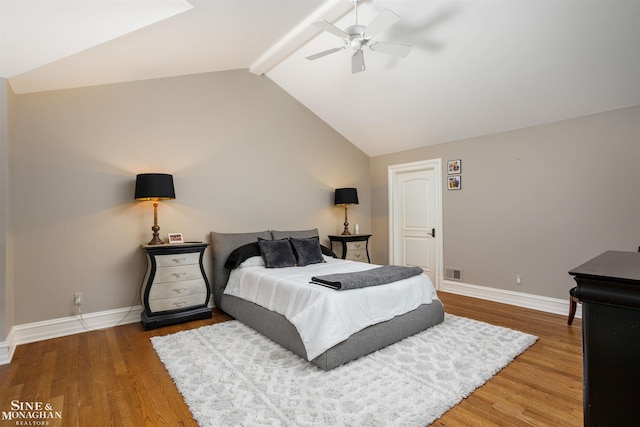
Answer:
[0,292,583,426]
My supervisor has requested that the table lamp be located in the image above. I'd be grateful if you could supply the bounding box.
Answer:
[135,173,175,245]
[335,188,359,235]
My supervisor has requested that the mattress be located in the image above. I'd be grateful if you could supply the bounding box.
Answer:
[224,256,439,360]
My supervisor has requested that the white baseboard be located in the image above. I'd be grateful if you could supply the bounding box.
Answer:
[0,330,14,365]
[441,280,582,319]
[0,305,143,365]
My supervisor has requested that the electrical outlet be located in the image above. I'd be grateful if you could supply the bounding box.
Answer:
[74,292,82,305]
[516,275,522,286]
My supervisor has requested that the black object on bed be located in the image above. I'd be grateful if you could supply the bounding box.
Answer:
[311,265,424,290]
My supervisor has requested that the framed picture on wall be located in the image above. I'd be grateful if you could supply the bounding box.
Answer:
[448,175,461,190]
[447,159,461,174]
[168,233,184,244]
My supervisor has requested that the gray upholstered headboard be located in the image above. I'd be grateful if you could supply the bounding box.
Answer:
[209,228,319,308]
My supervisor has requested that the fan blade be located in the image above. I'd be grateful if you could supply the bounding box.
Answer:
[365,9,401,38]
[369,41,412,58]
[313,20,348,38]
[352,50,365,74]
[306,47,344,61]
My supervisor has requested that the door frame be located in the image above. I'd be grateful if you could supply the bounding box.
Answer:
[388,158,444,289]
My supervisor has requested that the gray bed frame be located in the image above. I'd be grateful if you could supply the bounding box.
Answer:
[210,229,445,371]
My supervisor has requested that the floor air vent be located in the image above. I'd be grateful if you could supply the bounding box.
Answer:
[445,267,462,281]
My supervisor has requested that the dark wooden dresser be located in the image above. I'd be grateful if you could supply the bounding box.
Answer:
[569,251,640,426]
[328,234,372,263]
[140,243,212,329]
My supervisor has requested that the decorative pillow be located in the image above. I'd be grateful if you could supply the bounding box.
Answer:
[290,236,324,267]
[224,242,262,269]
[320,245,337,258]
[258,238,297,268]
[238,256,266,268]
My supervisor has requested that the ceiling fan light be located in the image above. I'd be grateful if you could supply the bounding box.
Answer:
[350,39,362,51]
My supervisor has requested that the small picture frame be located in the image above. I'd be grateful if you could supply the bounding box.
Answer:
[448,160,461,174]
[168,233,184,244]
[448,175,461,190]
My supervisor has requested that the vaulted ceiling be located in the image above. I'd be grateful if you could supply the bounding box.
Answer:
[2,0,639,156]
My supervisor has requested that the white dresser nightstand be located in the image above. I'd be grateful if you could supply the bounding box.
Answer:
[328,235,372,263]
[140,243,212,329]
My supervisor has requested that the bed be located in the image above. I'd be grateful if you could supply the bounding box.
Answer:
[210,228,445,370]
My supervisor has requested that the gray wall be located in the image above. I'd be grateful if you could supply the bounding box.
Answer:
[12,70,370,325]
[370,105,640,300]
[7,67,639,329]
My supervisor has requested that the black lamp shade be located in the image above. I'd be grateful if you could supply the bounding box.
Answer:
[135,173,175,201]
[335,188,358,205]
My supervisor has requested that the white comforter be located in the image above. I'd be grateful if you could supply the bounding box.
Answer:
[224,256,438,360]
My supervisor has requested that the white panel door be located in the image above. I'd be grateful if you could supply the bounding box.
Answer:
[389,159,442,287]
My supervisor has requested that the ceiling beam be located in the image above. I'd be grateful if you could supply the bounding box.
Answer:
[250,0,352,75]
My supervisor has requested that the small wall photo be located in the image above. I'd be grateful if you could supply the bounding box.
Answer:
[448,175,461,190]
[447,160,461,174]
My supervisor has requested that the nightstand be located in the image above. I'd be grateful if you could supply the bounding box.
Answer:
[328,234,372,263]
[140,242,212,330]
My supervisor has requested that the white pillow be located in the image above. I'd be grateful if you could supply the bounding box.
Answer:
[238,255,266,268]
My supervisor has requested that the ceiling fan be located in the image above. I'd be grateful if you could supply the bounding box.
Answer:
[306,0,412,74]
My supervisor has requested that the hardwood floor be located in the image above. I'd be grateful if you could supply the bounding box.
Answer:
[0,292,583,426]
[434,293,583,427]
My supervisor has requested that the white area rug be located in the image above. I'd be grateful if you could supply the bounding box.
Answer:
[151,314,537,427]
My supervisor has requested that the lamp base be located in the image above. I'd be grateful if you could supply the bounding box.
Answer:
[147,236,165,245]
[342,205,351,235]
[147,222,164,245]
[342,221,351,235]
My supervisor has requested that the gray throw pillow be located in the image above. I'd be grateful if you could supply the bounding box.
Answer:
[258,238,296,268]
[290,237,324,266]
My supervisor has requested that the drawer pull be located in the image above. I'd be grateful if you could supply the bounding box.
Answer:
[172,300,188,307]
[171,272,187,278]
[353,253,362,258]
[171,257,187,264]
[353,243,363,248]
[172,287,188,294]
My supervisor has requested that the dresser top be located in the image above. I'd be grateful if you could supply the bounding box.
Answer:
[328,234,372,239]
[141,242,208,252]
[569,251,640,283]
